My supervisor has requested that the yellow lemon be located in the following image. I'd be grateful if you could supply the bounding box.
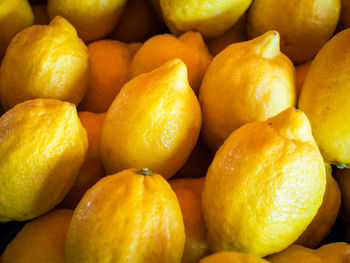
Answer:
[62,112,106,209]
[110,0,163,43]
[202,108,326,257]
[205,15,247,57]
[0,0,33,59]
[169,177,209,263]
[266,245,322,263]
[315,242,350,262]
[341,0,350,28]
[299,28,350,166]
[200,251,269,263]
[247,0,340,64]
[0,209,73,263]
[65,168,185,263]
[79,40,137,113]
[100,59,202,179]
[295,163,341,248]
[334,167,350,224]
[295,60,312,99]
[159,0,252,38]
[0,99,88,222]
[130,31,212,94]
[0,16,89,110]
[47,0,127,43]
[199,30,296,151]
[32,4,50,25]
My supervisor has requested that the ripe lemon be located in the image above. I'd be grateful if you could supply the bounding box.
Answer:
[79,40,137,113]
[315,242,350,262]
[202,108,326,257]
[247,0,340,64]
[266,245,322,263]
[169,177,208,263]
[62,112,106,209]
[299,28,350,166]
[47,0,127,43]
[200,251,269,263]
[199,30,296,151]
[100,59,202,179]
[159,0,252,38]
[295,60,312,98]
[295,163,341,248]
[110,0,163,43]
[205,15,247,57]
[0,16,89,110]
[0,209,73,263]
[65,168,185,263]
[0,0,33,59]
[0,99,88,222]
[130,31,212,94]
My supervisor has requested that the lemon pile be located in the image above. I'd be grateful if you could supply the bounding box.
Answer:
[0,0,350,262]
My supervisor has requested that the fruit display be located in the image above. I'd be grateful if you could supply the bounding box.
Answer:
[0,0,350,262]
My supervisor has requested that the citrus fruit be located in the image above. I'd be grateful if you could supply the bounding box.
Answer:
[0,209,73,263]
[315,242,350,262]
[295,163,341,248]
[199,30,296,151]
[0,0,33,59]
[295,60,312,98]
[0,99,88,222]
[202,108,326,257]
[47,0,127,43]
[130,31,212,94]
[266,245,322,263]
[205,15,247,56]
[299,28,350,166]
[79,40,137,113]
[62,112,106,209]
[100,59,202,179]
[246,0,340,64]
[169,177,208,263]
[159,0,252,38]
[65,168,185,263]
[0,16,89,110]
[200,251,269,263]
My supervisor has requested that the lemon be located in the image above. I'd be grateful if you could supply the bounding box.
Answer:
[0,209,73,263]
[47,0,127,43]
[79,40,136,113]
[200,251,269,263]
[0,16,89,110]
[62,112,106,209]
[246,0,340,64]
[299,28,350,166]
[159,0,252,38]
[169,177,209,263]
[266,245,322,263]
[315,242,350,262]
[65,168,185,263]
[199,30,296,151]
[100,59,202,179]
[0,99,88,222]
[130,31,212,94]
[334,167,350,224]
[202,108,326,257]
[0,0,33,59]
